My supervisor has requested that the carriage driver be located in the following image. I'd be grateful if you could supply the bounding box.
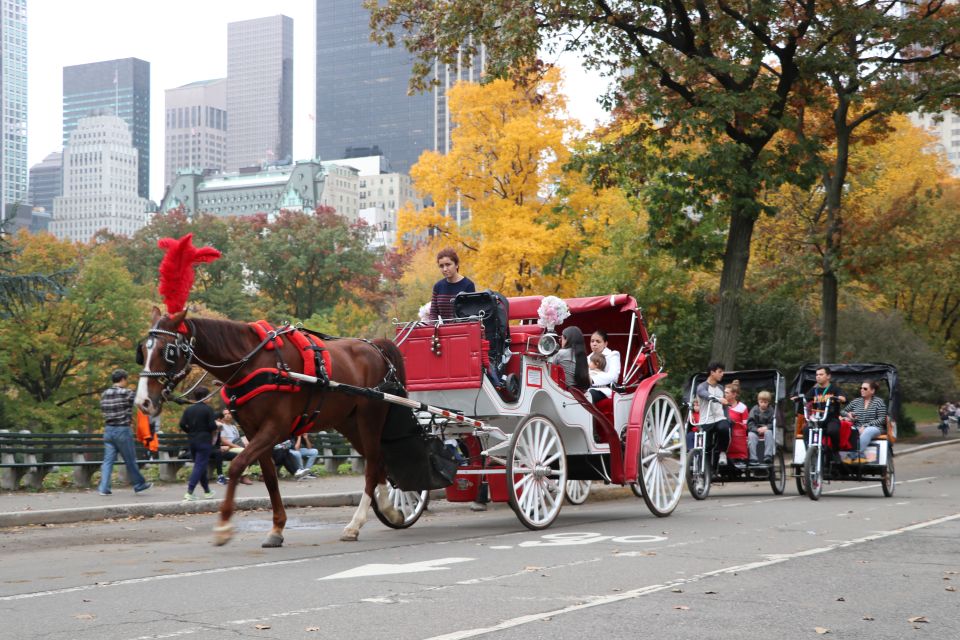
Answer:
[695,362,731,466]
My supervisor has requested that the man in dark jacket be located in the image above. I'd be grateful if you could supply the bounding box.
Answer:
[179,387,218,500]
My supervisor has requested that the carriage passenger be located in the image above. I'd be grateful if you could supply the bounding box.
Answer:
[842,379,887,464]
[588,330,621,387]
[747,390,777,465]
[695,362,731,466]
[588,353,611,402]
[429,248,475,320]
[549,326,590,391]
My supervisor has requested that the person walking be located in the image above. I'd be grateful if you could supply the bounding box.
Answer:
[179,387,218,500]
[98,369,152,496]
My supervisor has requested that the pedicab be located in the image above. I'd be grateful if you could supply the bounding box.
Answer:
[391,292,687,530]
[683,369,787,499]
[790,363,899,500]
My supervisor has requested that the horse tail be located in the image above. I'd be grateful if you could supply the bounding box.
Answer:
[373,338,407,395]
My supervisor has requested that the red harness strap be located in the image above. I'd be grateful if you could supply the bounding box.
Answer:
[221,322,333,436]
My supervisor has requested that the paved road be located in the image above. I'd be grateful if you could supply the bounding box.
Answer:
[1,443,957,640]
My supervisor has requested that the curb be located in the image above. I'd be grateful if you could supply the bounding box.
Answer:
[1,441,955,529]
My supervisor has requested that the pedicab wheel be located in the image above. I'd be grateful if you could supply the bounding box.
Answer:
[371,483,430,529]
[795,470,806,496]
[565,480,591,505]
[769,450,786,495]
[881,453,895,497]
[685,448,711,500]
[506,414,567,530]
[635,392,686,517]
[803,446,822,500]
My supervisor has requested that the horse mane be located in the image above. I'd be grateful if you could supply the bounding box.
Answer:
[187,316,257,361]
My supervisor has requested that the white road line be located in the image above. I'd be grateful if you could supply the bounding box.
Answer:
[420,511,960,640]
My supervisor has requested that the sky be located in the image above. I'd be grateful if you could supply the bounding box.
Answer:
[27,0,611,203]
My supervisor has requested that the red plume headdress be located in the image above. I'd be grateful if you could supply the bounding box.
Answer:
[157,234,221,316]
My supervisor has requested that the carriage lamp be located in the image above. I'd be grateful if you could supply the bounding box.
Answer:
[537,333,559,357]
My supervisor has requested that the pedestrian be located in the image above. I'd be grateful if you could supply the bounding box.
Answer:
[179,387,218,501]
[98,369,152,496]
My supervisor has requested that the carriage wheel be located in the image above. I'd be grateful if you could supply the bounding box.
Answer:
[636,392,686,517]
[506,414,567,530]
[769,450,786,495]
[686,448,711,500]
[803,446,822,501]
[371,483,430,529]
[881,453,895,497]
[565,480,591,505]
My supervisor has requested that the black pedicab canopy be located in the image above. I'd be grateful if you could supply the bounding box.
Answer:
[788,363,900,419]
[683,369,787,404]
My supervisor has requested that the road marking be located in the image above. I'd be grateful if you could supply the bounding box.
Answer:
[420,511,960,640]
[518,532,668,548]
[318,557,473,580]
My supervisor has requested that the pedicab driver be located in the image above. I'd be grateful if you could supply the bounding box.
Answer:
[695,362,732,466]
[802,366,847,460]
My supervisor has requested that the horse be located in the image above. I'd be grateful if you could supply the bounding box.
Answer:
[134,307,408,547]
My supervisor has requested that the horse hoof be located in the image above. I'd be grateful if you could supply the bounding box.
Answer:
[212,523,233,546]
[261,532,284,548]
[384,506,404,526]
[340,529,359,542]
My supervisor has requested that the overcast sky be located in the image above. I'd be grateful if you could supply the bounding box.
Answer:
[27,0,610,203]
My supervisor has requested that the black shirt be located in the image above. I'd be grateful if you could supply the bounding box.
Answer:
[179,403,218,445]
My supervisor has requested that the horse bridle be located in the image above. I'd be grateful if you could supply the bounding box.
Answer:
[137,328,197,400]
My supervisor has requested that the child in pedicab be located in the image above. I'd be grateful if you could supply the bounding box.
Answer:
[747,390,777,465]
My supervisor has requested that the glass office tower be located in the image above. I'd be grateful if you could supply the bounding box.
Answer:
[1,0,28,217]
[63,58,151,200]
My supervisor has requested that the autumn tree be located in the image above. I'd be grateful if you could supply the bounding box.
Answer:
[802,0,960,361]
[370,0,825,367]
[0,234,147,431]
[399,68,632,296]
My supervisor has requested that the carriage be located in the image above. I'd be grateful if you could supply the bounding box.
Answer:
[683,369,788,499]
[790,363,898,500]
[382,292,687,531]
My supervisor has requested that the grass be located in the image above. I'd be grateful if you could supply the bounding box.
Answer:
[904,402,939,425]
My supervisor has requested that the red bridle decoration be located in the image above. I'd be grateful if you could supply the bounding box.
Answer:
[157,234,221,331]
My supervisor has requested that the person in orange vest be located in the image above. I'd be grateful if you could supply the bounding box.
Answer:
[135,410,159,459]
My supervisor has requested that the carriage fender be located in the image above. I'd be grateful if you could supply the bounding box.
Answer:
[623,373,667,483]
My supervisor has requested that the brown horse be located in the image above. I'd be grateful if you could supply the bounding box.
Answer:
[134,307,407,547]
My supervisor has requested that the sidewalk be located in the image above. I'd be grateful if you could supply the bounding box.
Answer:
[2,438,957,529]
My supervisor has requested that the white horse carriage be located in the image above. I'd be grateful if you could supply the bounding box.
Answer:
[380,292,687,531]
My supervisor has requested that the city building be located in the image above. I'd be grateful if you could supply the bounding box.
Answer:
[164,78,227,190]
[62,57,150,199]
[226,15,293,172]
[50,115,151,241]
[314,0,485,175]
[910,110,960,177]
[2,202,49,234]
[160,159,359,221]
[27,152,62,215]
[334,153,422,248]
[1,0,28,218]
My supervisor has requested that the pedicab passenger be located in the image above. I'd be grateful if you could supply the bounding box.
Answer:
[841,379,887,463]
[802,366,847,461]
[747,390,777,464]
[686,397,701,451]
[695,362,731,466]
[725,380,749,462]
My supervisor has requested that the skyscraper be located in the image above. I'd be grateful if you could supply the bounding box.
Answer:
[164,78,228,190]
[314,1,484,174]
[62,58,150,199]
[1,0,28,218]
[226,15,293,172]
[28,152,62,214]
[51,115,150,242]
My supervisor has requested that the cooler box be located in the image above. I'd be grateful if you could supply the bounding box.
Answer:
[445,464,481,502]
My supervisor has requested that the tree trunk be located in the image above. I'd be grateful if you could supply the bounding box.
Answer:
[820,109,851,364]
[711,210,756,367]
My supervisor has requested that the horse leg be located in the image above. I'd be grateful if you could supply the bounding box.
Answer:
[341,490,371,542]
[213,447,256,546]
[258,451,286,548]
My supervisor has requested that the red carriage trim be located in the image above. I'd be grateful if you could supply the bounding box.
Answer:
[506,294,638,321]
[623,372,668,484]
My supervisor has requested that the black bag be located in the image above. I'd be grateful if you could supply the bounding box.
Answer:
[380,404,458,491]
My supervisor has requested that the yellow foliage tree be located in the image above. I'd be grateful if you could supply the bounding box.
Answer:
[399,67,630,296]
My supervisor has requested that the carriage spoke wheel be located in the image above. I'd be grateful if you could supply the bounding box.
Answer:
[803,446,823,500]
[372,483,430,529]
[881,453,895,497]
[565,480,591,505]
[686,448,711,500]
[636,392,686,517]
[507,415,567,530]
[769,450,786,495]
